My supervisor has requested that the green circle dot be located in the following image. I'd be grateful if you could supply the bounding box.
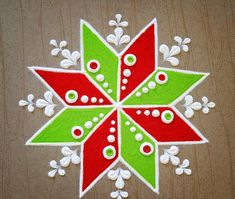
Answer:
[127,56,134,63]
[69,92,75,99]
[106,148,114,157]
[165,113,172,120]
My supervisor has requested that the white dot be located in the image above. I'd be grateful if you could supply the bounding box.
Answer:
[152,109,160,117]
[123,69,131,77]
[99,98,104,103]
[107,135,115,143]
[99,113,104,118]
[130,127,136,133]
[96,74,104,82]
[142,87,149,93]
[144,110,150,116]
[91,97,97,103]
[136,110,141,115]
[110,127,116,133]
[122,79,128,84]
[135,133,143,141]
[125,121,130,126]
[107,89,112,94]
[93,117,98,122]
[121,86,126,90]
[111,120,116,125]
[103,82,109,88]
[148,81,156,89]
[136,92,141,97]
[84,121,92,129]
[81,95,89,103]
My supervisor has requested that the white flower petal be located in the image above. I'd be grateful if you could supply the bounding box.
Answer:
[49,160,58,169]
[120,169,131,179]
[27,94,34,102]
[107,169,119,180]
[202,96,208,104]
[109,20,118,26]
[119,21,128,27]
[166,56,179,66]
[71,153,80,164]
[207,102,215,108]
[119,35,130,45]
[202,106,209,114]
[160,153,170,164]
[114,27,123,40]
[59,40,67,49]
[115,14,122,23]
[44,91,53,103]
[18,100,28,106]
[51,48,61,56]
[170,155,180,166]
[167,146,179,155]
[110,190,119,198]
[182,45,189,52]
[107,34,118,46]
[185,107,194,118]
[159,44,169,60]
[115,175,125,189]
[184,95,193,106]
[120,191,128,198]
[60,59,74,69]
[184,168,192,175]
[44,105,55,117]
[169,45,181,56]
[61,49,71,59]
[58,167,65,176]
[183,38,191,44]
[175,168,184,175]
[61,146,73,156]
[27,104,34,112]
[60,156,71,167]
[36,99,48,108]
[174,36,182,45]
[49,39,58,47]
[71,51,80,64]
[191,102,202,110]
[181,159,190,168]
[48,169,57,178]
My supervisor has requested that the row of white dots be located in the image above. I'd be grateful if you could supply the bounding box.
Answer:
[96,74,113,94]
[107,120,116,143]
[136,109,160,117]
[125,120,143,142]
[84,113,104,129]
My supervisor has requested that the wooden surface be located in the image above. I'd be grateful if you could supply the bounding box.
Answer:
[0,0,235,198]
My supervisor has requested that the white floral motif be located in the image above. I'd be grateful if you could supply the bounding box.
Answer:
[36,91,56,117]
[175,159,192,175]
[183,95,216,118]
[159,44,180,66]
[48,160,65,178]
[174,36,191,52]
[50,39,67,56]
[107,14,130,47]
[18,94,35,112]
[160,146,180,165]
[110,190,128,199]
[60,146,80,167]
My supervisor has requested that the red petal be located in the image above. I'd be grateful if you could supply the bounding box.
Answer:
[31,67,112,106]
[119,20,157,101]
[123,107,206,143]
[80,110,119,194]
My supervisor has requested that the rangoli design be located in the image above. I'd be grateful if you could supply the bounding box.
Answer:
[19,14,215,198]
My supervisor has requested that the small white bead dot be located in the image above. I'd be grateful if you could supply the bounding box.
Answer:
[107,89,112,93]
[130,127,136,133]
[122,79,128,84]
[110,127,116,133]
[125,121,130,126]
[93,117,98,122]
[136,92,141,97]
[148,81,156,89]
[142,87,149,93]
[121,86,126,90]
[144,110,150,116]
[99,98,104,103]
[107,135,115,143]
[81,95,89,103]
[96,74,104,82]
[84,121,92,129]
[123,69,131,77]
[91,97,97,103]
[152,109,160,117]
[111,120,116,125]
[135,133,143,141]
[99,113,104,118]
[136,110,141,115]
[103,82,109,88]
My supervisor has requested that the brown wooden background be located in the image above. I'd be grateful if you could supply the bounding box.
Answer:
[0,0,235,198]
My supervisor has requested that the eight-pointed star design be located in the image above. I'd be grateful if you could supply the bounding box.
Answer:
[26,19,208,197]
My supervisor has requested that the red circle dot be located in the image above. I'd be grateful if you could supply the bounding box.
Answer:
[73,129,82,137]
[143,145,151,153]
[90,62,98,70]
[158,74,166,81]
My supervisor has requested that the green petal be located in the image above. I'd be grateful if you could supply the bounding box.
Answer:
[82,21,119,101]
[120,111,157,190]
[123,68,208,105]
[27,107,112,145]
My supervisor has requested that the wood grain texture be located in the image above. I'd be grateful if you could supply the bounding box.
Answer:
[0,0,234,198]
